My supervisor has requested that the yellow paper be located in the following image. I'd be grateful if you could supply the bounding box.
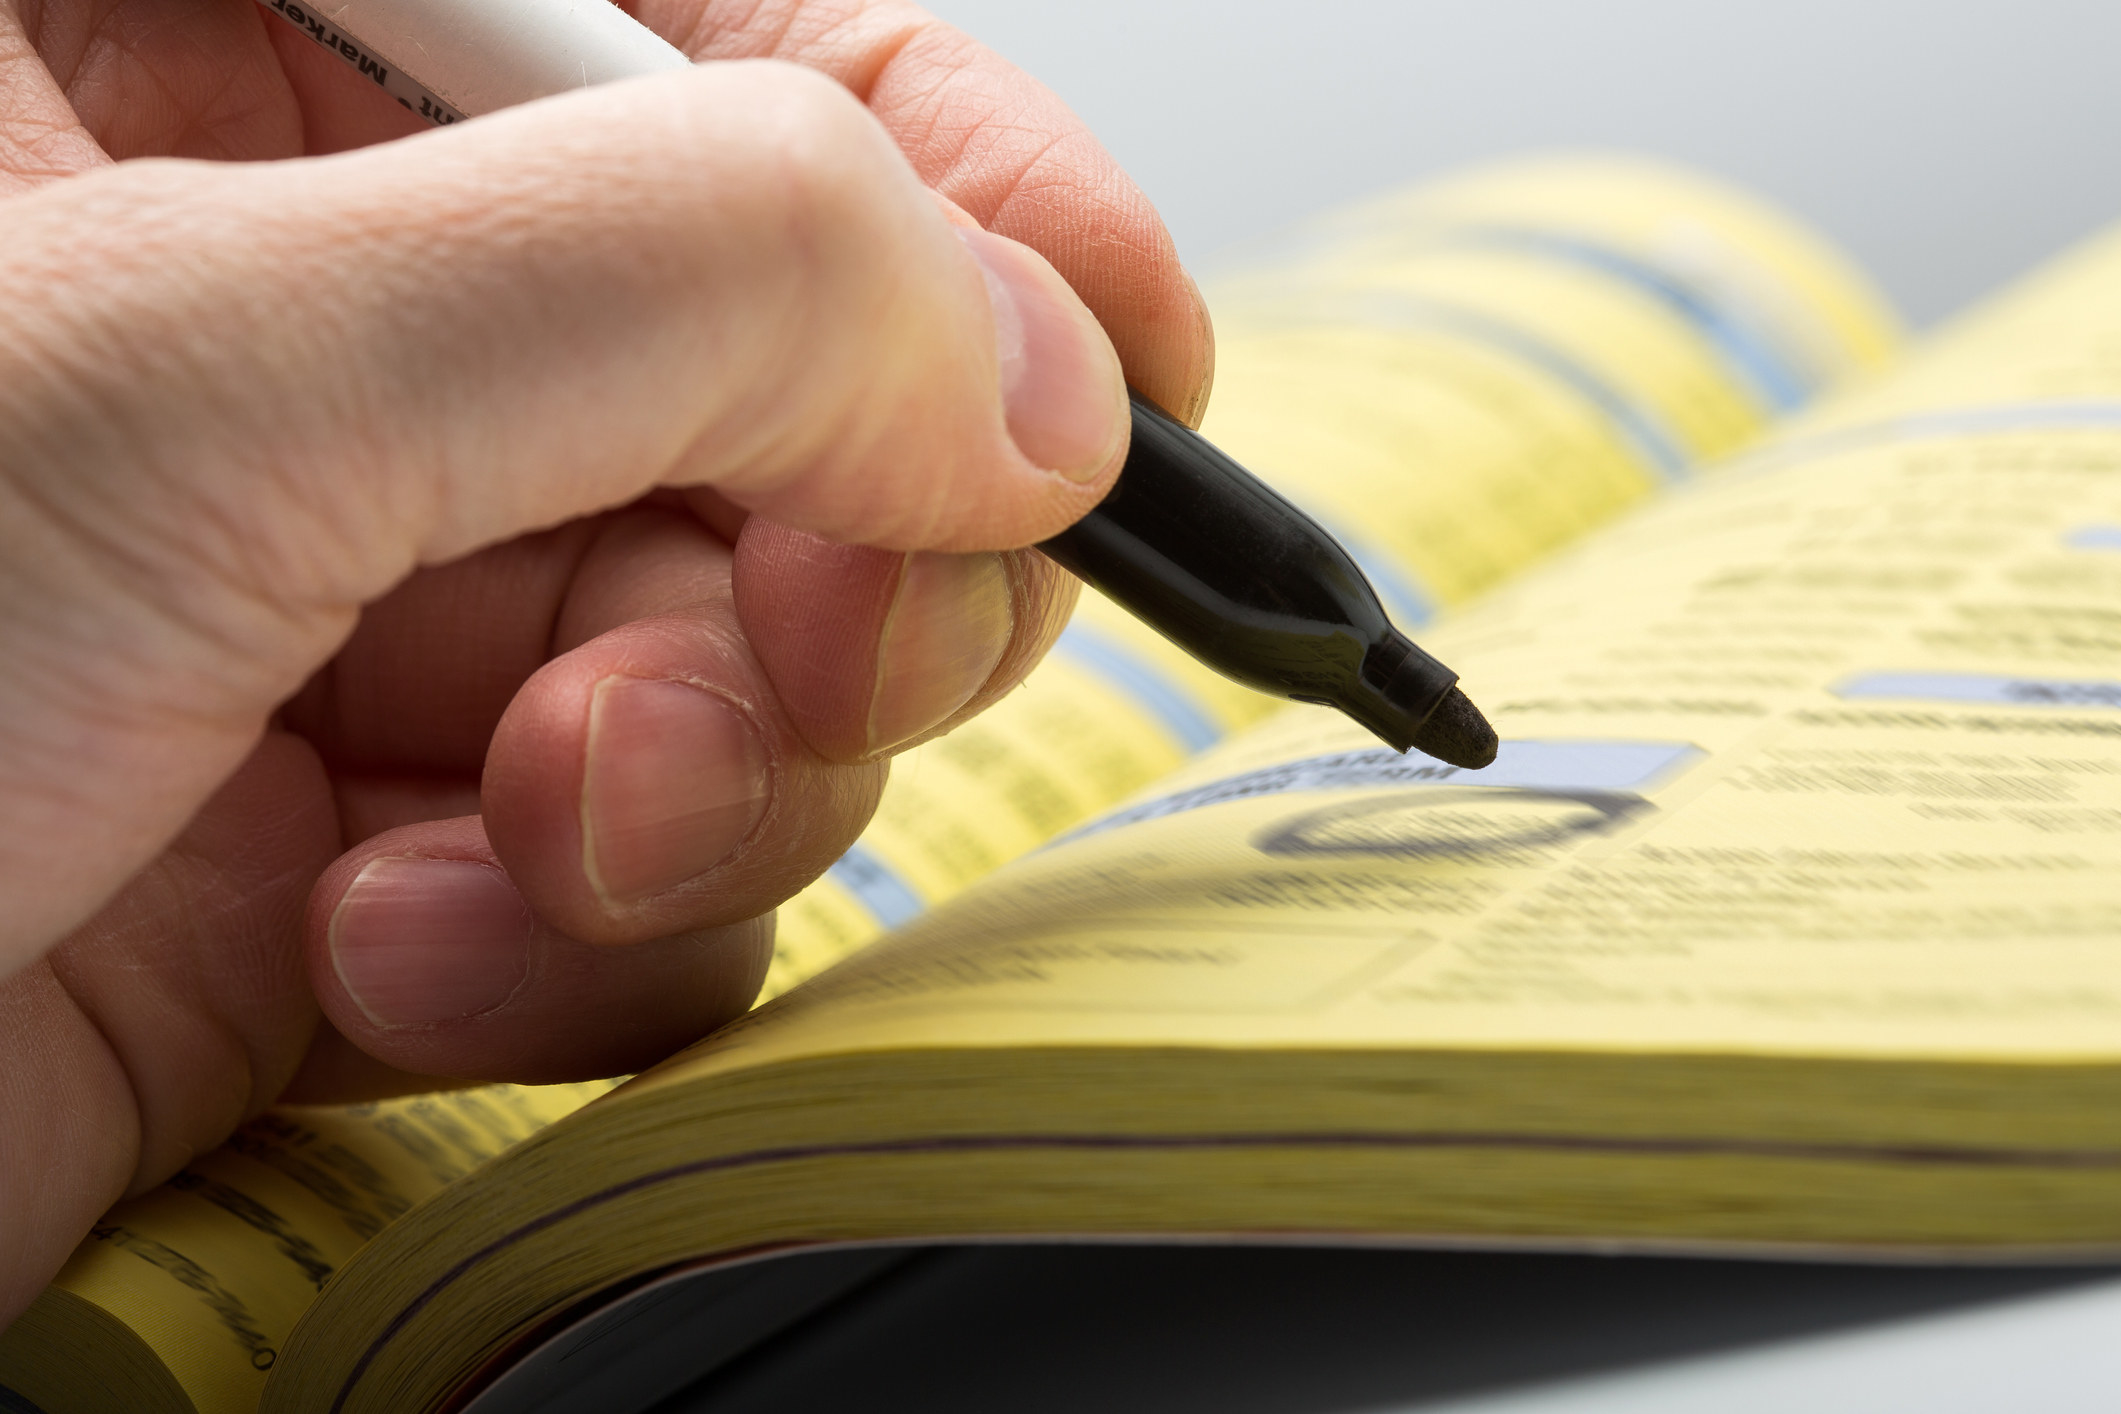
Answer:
[4,154,1899,1414]
[763,152,1896,995]
[0,1085,607,1414]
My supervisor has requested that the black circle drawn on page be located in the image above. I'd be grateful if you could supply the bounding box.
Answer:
[1252,788,1652,861]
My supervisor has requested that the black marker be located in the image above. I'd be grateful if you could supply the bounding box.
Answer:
[237,4,1496,768]
[1040,393,1499,770]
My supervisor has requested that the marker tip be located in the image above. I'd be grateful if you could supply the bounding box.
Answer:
[1410,686,1499,770]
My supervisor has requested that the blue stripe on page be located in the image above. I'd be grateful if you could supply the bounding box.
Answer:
[1835,672,2121,711]
[1852,401,2121,441]
[2067,525,2121,551]
[1350,292,1692,481]
[1726,400,2121,483]
[1053,739,1702,845]
[1328,529,1437,626]
[824,843,925,929]
[1443,227,1818,413]
[1052,623,1225,753]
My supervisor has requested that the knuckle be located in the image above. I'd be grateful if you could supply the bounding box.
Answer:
[747,62,907,235]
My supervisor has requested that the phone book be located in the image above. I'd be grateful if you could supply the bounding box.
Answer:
[17,153,2121,1414]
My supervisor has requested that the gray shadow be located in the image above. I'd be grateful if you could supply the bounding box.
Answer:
[657,1243,2109,1414]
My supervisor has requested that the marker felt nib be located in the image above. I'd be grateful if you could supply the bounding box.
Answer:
[1408,686,1499,770]
[1039,392,1500,765]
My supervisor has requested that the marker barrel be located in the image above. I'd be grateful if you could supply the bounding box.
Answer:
[1041,394,1459,749]
[251,0,688,124]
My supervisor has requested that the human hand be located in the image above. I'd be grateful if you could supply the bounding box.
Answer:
[0,0,1213,1317]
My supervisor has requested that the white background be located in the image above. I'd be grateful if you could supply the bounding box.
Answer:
[923,0,2121,325]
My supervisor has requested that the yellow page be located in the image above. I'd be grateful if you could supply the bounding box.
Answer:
[270,264,2121,1405]
[4,154,1894,1414]
[259,165,1913,1411]
[0,1084,605,1414]
[702,218,2121,1077]
[767,152,1896,994]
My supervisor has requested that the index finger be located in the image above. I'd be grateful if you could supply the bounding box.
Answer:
[271,0,1214,417]
[642,0,1218,420]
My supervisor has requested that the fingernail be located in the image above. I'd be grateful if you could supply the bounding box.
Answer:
[328,859,532,1027]
[581,677,770,904]
[868,552,1015,757]
[959,227,1127,482]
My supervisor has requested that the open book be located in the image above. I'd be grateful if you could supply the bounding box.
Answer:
[25,147,2121,1413]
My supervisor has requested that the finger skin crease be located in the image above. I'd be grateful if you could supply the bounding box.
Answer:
[30,958,150,1199]
[809,7,924,105]
[0,19,103,189]
[43,849,298,1197]
[659,0,926,104]
[545,512,637,659]
[648,1,1209,416]
[22,0,296,163]
[13,0,88,85]
[0,437,352,725]
[121,43,256,164]
[0,963,141,1320]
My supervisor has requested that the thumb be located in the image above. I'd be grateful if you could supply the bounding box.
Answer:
[0,58,1126,978]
